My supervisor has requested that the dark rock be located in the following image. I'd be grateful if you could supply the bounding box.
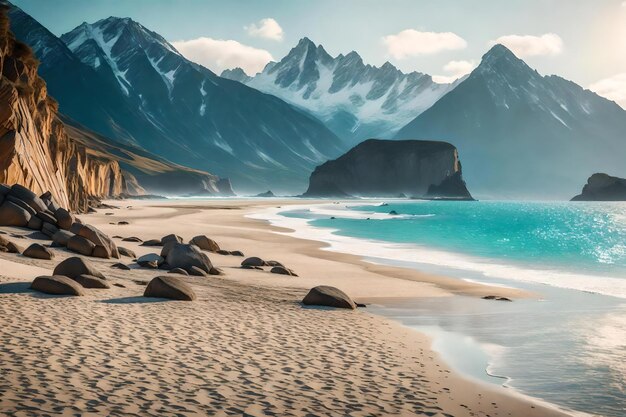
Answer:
[270,266,297,276]
[254,190,275,197]
[482,295,512,302]
[388,210,398,215]
[53,256,105,279]
[166,244,213,274]
[0,201,31,226]
[117,246,136,258]
[36,210,57,226]
[355,302,367,308]
[31,275,85,296]
[111,263,131,270]
[141,239,162,247]
[143,276,196,301]
[241,257,266,267]
[122,236,142,242]
[216,249,230,255]
[266,260,284,267]
[67,235,95,256]
[209,267,223,276]
[54,208,74,230]
[302,139,473,200]
[27,215,43,230]
[113,283,126,288]
[158,262,171,270]
[161,234,183,245]
[302,285,356,309]
[52,230,74,247]
[168,268,189,276]
[189,235,220,252]
[9,184,47,213]
[230,250,244,257]
[41,222,59,237]
[5,195,37,216]
[74,223,119,259]
[117,221,129,225]
[23,243,54,260]
[188,266,207,276]
[0,236,22,253]
[134,280,149,286]
[571,173,626,201]
[74,274,110,289]
[26,231,50,240]
[137,253,163,268]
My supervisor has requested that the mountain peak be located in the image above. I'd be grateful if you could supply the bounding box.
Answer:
[296,37,316,49]
[474,43,534,78]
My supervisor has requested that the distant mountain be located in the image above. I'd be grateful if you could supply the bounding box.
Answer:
[222,38,457,145]
[395,44,626,199]
[58,18,342,193]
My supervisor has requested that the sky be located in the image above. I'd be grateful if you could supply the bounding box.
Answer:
[12,0,626,107]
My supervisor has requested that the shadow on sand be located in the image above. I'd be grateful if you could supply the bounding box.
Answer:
[0,282,33,294]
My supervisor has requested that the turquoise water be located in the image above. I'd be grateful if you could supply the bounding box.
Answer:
[307,201,626,284]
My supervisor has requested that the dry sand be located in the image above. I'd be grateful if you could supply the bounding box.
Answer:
[0,198,572,416]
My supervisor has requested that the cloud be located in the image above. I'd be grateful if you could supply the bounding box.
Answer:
[432,60,477,83]
[589,73,626,108]
[489,33,563,57]
[382,29,467,59]
[245,18,284,41]
[172,37,273,75]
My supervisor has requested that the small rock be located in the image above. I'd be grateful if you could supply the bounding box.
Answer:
[270,266,297,276]
[230,250,244,257]
[113,283,126,288]
[241,257,266,267]
[111,263,131,270]
[122,236,142,242]
[31,275,84,296]
[143,276,196,301]
[141,239,162,247]
[23,243,54,260]
[117,221,129,225]
[216,249,230,255]
[117,246,136,258]
[266,260,284,267]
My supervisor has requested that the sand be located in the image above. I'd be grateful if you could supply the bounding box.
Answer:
[0,198,572,416]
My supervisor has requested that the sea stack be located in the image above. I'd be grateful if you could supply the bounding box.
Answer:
[302,139,473,199]
[571,173,626,201]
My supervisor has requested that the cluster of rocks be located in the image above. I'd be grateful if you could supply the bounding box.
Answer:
[0,184,119,259]
[240,257,298,276]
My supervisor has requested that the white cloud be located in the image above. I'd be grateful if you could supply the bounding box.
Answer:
[245,18,284,41]
[172,37,273,75]
[489,33,563,57]
[589,73,626,108]
[432,59,477,83]
[382,29,467,59]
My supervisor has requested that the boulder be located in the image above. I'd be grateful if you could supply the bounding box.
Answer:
[111,263,131,270]
[0,201,31,226]
[27,215,43,230]
[36,210,58,226]
[230,250,244,257]
[52,230,74,247]
[166,244,213,274]
[23,243,55,260]
[73,274,110,289]
[241,257,266,267]
[160,240,177,258]
[74,224,119,259]
[270,266,297,276]
[190,235,220,252]
[137,253,164,268]
[53,257,105,279]
[5,195,37,216]
[266,260,284,267]
[54,208,74,230]
[118,246,136,258]
[67,235,95,256]
[41,222,59,237]
[30,275,85,296]
[161,234,183,245]
[168,268,189,276]
[302,286,356,309]
[143,276,196,301]
[209,267,223,276]
[9,185,47,213]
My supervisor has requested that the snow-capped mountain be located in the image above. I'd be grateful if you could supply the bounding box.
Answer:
[221,38,458,145]
[395,44,626,198]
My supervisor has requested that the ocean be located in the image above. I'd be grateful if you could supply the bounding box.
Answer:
[252,200,626,417]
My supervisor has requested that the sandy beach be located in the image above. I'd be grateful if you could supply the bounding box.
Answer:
[0,198,572,416]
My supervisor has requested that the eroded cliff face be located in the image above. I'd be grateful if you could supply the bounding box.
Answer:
[303,139,473,199]
[0,6,126,212]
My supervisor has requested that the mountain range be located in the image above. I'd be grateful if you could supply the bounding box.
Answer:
[395,44,626,198]
[222,38,458,145]
[9,6,343,194]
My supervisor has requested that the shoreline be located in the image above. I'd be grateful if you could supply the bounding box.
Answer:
[0,198,575,416]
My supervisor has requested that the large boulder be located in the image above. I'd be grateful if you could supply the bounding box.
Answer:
[53,257,105,279]
[166,244,213,273]
[161,234,183,245]
[143,276,196,301]
[27,215,43,230]
[73,223,119,259]
[73,274,110,289]
[302,286,356,309]
[67,235,96,256]
[52,230,74,247]
[54,208,74,230]
[23,243,55,260]
[36,210,58,226]
[9,185,47,213]
[41,222,59,238]
[0,201,31,226]
[190,235,220,252]
[30,275,85,296]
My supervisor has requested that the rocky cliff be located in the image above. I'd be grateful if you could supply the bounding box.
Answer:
[0,5,126,211]
[571,173,626,201]
[303,139,473,199]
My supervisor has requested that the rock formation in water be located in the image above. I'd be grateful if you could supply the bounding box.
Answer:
[571,173,626,201]
[0,5,125,211]
[303,139,473,199]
